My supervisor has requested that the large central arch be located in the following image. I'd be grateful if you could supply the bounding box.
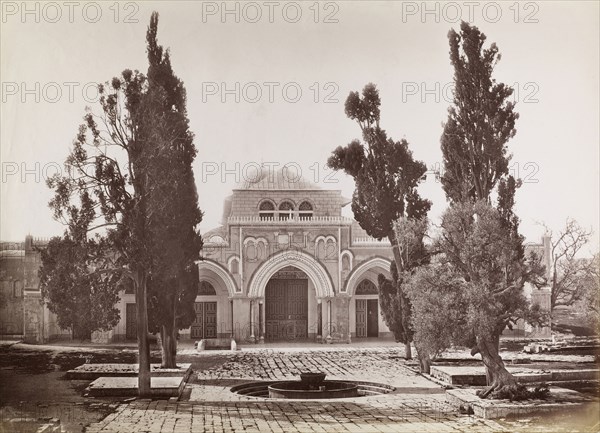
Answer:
[248,250,335,298]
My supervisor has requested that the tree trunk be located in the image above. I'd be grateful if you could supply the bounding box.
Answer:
[136,271,151,397]
[414,342,431,374]
[475,331,518,398]
[170,290,178,365]
[388,230,412,360]
[160,324,177,368]
[404,342,412,360]
[160,301,178,368]
[160,285,179,368]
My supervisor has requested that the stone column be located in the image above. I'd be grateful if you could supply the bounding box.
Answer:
[347,298,352,344]
[249,300,256,343]
[230,299,234,339]
[258,300,265,343]
[326,299,332,344]
[316,299,322,342]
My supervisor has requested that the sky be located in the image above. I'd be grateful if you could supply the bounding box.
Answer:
[1,1,599,254]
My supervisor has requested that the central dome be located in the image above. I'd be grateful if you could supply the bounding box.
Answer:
[236,165,321,190]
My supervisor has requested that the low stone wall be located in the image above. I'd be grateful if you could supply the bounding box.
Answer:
[196,338,236,350]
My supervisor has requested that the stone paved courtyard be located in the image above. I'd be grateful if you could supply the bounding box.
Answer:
[85,346,600,432]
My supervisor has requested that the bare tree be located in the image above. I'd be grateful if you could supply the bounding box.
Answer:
[544,219,595,310]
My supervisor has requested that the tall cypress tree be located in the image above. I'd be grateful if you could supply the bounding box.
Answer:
[328,83,431,361]
[438,21,544,397]
[142,12,203,368]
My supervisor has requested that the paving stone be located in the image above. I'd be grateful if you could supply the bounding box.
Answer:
[85,347,599,432]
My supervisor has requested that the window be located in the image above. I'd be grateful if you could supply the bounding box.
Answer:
[342,255,350,272]
[298,201,313,220]
[259,201,275,220]
[356,279,378,295]
[208,235,226,244]
[124,279,135,294]
[278,201,294,220]
[198,281,217,296]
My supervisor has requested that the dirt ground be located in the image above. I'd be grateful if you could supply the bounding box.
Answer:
[0,343,223,432]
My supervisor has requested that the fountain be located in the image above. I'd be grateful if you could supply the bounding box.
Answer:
[267,372,359,399]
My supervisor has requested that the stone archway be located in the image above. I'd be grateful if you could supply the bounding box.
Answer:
[196,259,238,297]
[247,250,335,299]
[344,257,391,296]
[344,257,392,340]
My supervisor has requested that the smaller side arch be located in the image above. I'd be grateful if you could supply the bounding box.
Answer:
[343,257,392,296]
[196,259,239,296]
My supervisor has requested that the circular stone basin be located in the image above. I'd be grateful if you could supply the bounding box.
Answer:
[231,380,395,399]
[268,380,359,399]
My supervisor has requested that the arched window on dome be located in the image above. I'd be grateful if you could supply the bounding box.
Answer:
[355,279,378,295]
[278,201,294,221]
[298,201,313,220]
[259,200,275,220]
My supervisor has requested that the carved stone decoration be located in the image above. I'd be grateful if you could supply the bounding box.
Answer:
[271,265,308,280]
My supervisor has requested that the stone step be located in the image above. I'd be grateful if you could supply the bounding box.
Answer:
[67,363,192,381]
[431,366,598,386]
[87,376,185,398]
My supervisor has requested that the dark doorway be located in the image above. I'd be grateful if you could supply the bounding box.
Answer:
[125,303,137,340]
[366,299,379,337]
[265,278,308,340]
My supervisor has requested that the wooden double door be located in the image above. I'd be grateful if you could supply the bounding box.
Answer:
[265,279,308,340]
[356,299,379,338]
[191,302,217,339]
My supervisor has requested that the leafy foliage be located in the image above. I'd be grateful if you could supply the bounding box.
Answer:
[414,22,550,397]
[328,84,430,241]
[43,11,202,388]
[581,254,600,333]
[378,263,411,344]
[142,12,203,339]
[39,235,121,339]
[440,22,519,204]
[438,201,544,338]
[404,262,471,359]
[378,218,429,346]
[328,83,430,362]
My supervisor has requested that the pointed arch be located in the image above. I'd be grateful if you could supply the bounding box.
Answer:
[344,257,392,296]
[248,250,335,298]
[196,259,239,296]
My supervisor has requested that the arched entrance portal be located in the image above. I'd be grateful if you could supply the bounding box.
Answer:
[264,266,310,341]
